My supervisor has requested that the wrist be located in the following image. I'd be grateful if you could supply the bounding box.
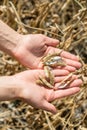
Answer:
[10,33,23,57]
[0,76,21,101]
[0,20,22,56]
[12,34,24,59]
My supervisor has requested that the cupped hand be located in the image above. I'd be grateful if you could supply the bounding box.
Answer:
[13,69,82,114]
[14,34,81,71]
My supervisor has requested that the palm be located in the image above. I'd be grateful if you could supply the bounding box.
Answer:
[14,70,81,113]
[31,46,81,72]
[16,34,81,71]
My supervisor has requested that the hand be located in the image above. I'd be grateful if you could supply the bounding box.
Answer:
[14,34,81,71]
[12,69,82,114]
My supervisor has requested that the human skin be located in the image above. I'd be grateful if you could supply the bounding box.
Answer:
[0,70,82,114]
[0,20,81,71]
[0,20,82,113]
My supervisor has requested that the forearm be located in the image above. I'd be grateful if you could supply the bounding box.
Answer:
[0,20,21,56]
[0,76,19,101]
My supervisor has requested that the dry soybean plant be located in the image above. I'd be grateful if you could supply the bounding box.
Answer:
[0,0,87,130]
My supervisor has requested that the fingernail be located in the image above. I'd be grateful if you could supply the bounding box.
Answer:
[78,63,82,68]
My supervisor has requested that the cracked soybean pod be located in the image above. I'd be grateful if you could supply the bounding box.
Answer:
[44,66,50,79]
[56,73,73,89]
[43,54,66,67]
[39,76,53,89]
[36,79,44,86]
[42,51,63,63]
[44,66,54,86]
[58,78,74,89]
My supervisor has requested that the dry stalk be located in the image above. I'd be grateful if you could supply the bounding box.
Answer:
[0,0,87,129]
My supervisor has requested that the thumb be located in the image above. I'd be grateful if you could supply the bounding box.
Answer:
[45,36,60,47]
[43,101,57,114]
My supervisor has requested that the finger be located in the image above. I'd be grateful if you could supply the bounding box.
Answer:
[63,58,82,69]
[53,87,80,100]
[36,69,69,78]
[67,79,82,88]
[55,76,67,82]
[61,65,76,72]
[53,69,69,76]
[57,65,76,72]
[45,37,60,47]
[38,61,44,69]
[55,78,82,90]
[43,101,57,114]
[49,47,79,61]
[60,50,79,61]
